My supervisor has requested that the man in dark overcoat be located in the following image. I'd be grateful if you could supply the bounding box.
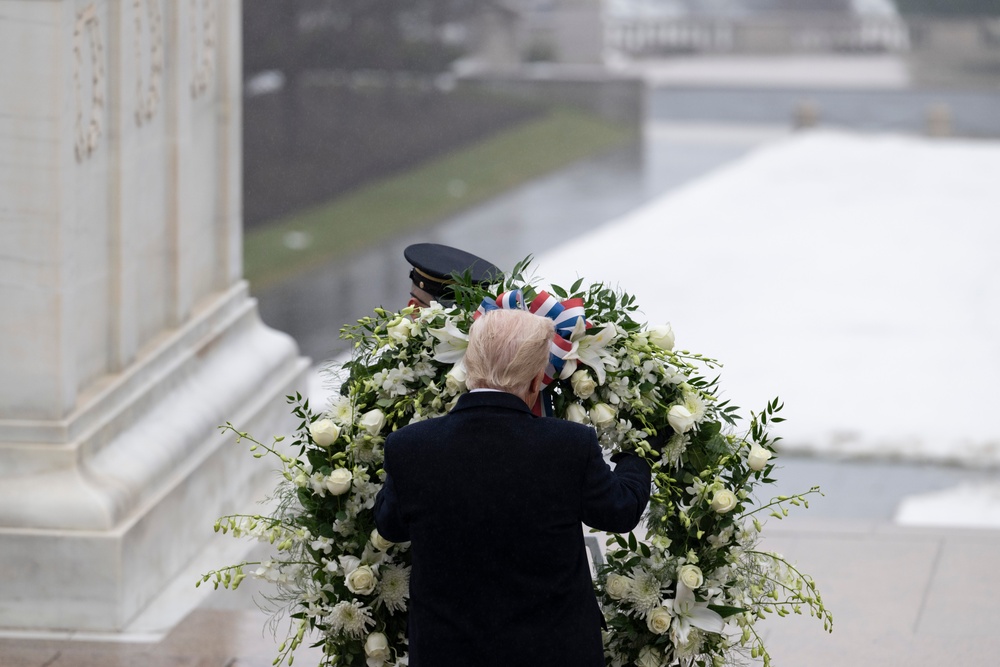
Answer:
[374,308,652,666]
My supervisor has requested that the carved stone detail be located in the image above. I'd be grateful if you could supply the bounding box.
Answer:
[189,0,216,99]
[134,0,164,126]
[73,4,105,162]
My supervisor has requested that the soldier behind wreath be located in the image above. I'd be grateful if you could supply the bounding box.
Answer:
[404,243,501,309]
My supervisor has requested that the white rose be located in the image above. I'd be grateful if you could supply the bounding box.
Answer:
[445,364,467,393]
[570,369,597,400]
[636,645,663,667]
[565,403,589,424]
[346,564,377,595]
[605,573,632,600]
[326,468,353,496]
[648,324,675,351]
[359,408,386,436]
[646,606,672,635]
[589,403,617,429]
[309,419,341,447]
[678,564,704,590]
[364,632,391,666]
[710,488,738,514]
[370,528,394,551]
[387,318,414,343]
[748,443,772,471]
[667,404,696,433]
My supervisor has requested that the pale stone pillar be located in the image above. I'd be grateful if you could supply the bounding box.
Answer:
[0,0,309,631]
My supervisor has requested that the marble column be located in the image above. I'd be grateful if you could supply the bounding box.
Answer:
[0,0,309,631]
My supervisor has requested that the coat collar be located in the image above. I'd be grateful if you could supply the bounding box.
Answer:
[451,390,534,415]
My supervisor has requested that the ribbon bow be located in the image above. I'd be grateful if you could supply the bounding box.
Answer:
[475,289,588,389]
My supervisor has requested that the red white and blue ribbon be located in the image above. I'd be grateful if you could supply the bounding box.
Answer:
[475,289,589,402]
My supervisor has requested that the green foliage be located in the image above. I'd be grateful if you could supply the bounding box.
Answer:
[243,110,638,289]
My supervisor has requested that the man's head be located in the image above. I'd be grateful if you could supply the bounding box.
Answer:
[464,309,555,404]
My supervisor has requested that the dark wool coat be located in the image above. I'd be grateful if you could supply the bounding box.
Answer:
[374,390,652,667]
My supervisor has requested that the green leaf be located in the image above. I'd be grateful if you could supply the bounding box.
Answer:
[707,604,747,619]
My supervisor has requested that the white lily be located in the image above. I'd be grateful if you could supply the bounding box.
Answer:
[662,580,725,646]
[560,319,619,385]
[428,320,469,363]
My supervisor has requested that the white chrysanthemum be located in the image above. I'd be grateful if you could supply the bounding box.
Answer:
[682,390,708,422]
[377,563,411,612]
[328,394,354,426]
[328,600,375,638]
[627,567,664,615]
[662,432,688,467]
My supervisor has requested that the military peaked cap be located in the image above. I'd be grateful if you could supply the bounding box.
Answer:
[404,243,501,299]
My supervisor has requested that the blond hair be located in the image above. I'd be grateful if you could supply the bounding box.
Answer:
[464,309,555,397]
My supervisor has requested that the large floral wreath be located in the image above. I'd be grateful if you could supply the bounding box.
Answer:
[203,260,832,667]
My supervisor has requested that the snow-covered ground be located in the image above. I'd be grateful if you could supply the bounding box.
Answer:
[535,130,1000,469]
[308,129,1000,527]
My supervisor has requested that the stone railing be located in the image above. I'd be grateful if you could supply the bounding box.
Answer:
[606,15,912,55]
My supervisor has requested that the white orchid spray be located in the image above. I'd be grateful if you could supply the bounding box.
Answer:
[203,258,831,667]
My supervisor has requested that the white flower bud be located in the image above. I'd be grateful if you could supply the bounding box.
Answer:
[711,488,738,514]
[747,443,773,471]
[565,403,589,424]
[364,632,391,665]
[570,369,596,400]
[646,606,672,635]
[359,409,386,436]
[605,574,632,600]
[370,528,394,551]
[647,324,675,351]
[678,564,704,590]
[589,403,617,429]
[667,404,696,433]
[309,419,341,447]
[326,468,353,496]
[346,564,377,595]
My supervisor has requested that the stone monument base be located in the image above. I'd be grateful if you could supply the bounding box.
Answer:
[0,283,310,632]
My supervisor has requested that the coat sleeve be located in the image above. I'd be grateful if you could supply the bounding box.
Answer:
[374,451,410,543]
[579,438,651,534]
